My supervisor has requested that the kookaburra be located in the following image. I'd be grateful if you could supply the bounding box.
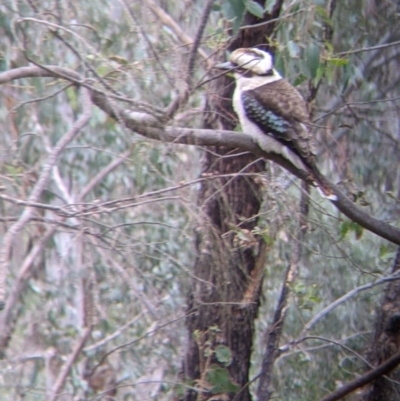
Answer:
[215,47,336,200]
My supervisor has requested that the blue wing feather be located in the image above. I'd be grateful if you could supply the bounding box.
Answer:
[241,91,292,138]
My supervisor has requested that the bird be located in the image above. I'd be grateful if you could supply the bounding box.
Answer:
[214,47,336,200]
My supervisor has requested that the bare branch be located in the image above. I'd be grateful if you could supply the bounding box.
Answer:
[83,312,147,352]
[143,0,209,65]
[0,85,92,307]
[78,148,133,202]
[318,352,400,401]
[257,183,310,400]
[118,0,175,88]
[298,273,400,339]
[335,39,400,56]
[48,326,92,401]
[165,0,215,119]
[0,226,56,350]
[18,17,101,57]
[240,7,308,30]
[187,0,214,85]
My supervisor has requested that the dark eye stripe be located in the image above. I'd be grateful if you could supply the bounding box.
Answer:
[247,50,262,57]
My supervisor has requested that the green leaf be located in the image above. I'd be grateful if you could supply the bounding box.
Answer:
[193,330,202,340]
[340,221,363,240]
[274,53,285,76]
[306,43,320,78]
[66,86,78,111]
[379,244,388,259]
[339,221,350,240]
[204,347,212,358]
[313,64,325,87]
[108,55,129,65]
[324,40,334,54]
[264,0,275,13]
[215,345,233,366]
[287,40,300,58]
[209,325,221,332]
[315,5,333,27]
[246,0,264,18]
[353,223,363,240]
[222,0,246,34]
[206,365,239,394]
[327,57,349,67]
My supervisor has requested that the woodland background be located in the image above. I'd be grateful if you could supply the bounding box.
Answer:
[0,0,400,400]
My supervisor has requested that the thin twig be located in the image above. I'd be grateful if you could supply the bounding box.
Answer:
[83,312,147,352]
[18,17,101,57]
[256,182,310,400]
[0,87,92,307]
[335,39,400,56]
[187,0,214,86]
[118,0,175,88]
[298,272,400,339]
[143,0,210,65]
[78,148,133,202]
[240,7,308,30]
[164,0,214,119]
[48,327,92,401]
[92,312,195,375]
[0,227,57,349]
[12,83,73,111]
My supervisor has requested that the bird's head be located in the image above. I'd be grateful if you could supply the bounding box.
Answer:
[214,48,275,77]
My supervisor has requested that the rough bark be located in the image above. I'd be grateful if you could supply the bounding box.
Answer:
[360,247,400,400]
[182,3,284,401]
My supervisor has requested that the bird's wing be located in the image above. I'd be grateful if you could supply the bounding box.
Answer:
[242,79,316,162]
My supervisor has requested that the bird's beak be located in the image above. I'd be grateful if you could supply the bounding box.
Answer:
[214,61,235,70]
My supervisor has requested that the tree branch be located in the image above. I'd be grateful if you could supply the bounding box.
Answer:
[335,39,400,56]
[1,66,400,246]
[0,226,56,350]
[0,82,92,308]
[91,88,400,247]
[143,0,209,65]
[318,352,400,401]
[48,326,92,401]
[299,273,400,339]
[186,0,214,83]
[257,183,310,400]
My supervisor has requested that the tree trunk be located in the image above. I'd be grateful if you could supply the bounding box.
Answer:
[182,3,284,400]
[360,247,400,400]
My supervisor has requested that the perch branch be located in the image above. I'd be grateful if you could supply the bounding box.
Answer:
[1,66,400,246]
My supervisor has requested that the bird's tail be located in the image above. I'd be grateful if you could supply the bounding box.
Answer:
[308,166,337,201]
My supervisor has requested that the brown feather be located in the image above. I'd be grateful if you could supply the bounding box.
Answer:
[248,79,316,164]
